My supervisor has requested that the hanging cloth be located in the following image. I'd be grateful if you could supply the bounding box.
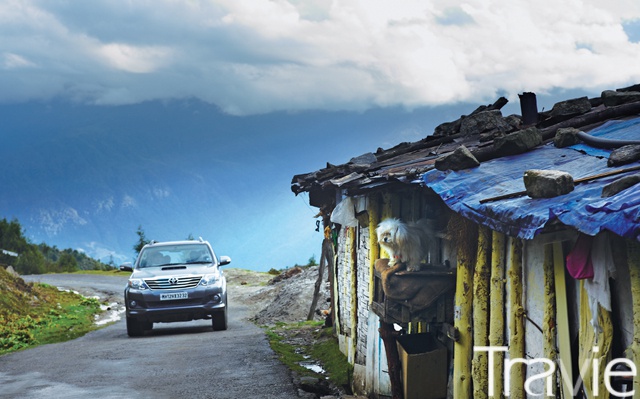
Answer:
[566,233,595,279]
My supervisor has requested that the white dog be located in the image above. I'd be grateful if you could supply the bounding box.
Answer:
[376,218,436,272]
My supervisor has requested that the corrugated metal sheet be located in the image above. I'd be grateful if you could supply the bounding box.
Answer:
[423,118,640,240]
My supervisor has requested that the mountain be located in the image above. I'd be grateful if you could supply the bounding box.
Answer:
[0,91,584,270]
[0,99,452,270]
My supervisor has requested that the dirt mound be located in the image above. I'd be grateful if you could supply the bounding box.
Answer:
[226,266,331,326]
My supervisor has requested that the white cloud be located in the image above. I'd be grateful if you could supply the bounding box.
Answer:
[36,207,88,236]
[121,195,137,209]
[96,197,115,213]
[1,52,36,69]
[1,0,640,113]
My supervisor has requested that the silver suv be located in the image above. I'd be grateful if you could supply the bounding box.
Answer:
[120,239,230,337]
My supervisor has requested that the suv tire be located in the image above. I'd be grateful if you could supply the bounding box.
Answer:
[212,301,228,331]
[127,317,145,337]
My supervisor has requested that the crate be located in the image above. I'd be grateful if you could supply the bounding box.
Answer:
[396,333,448,399]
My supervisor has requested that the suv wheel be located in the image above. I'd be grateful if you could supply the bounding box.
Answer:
[127,317,145,337]
[212,301,228,331]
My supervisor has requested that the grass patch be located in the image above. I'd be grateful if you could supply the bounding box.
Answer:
[0,268,105,356]
[264,321,353,390]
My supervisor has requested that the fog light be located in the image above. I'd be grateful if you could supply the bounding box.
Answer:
[212,294,221,303]
[129,300,137,308]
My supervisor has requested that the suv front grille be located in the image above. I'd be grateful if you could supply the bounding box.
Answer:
[145,276,202,290]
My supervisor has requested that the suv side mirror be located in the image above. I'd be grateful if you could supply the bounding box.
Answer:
[219,256,231,266]
[120,262,134,272]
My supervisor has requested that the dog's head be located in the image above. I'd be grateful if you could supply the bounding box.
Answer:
[375,218,409,251]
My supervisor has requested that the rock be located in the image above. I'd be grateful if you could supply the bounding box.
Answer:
[554,128,582,148]
[608,144,640,167]
[493,127,542,156]
[602,90,640,107]
[504,114,522,130]
[460,110,511,136]
[549,96,591,117]
[434,145,480,171]
[524,169,575,199]
[5,265,19,277]
[602,174,640,197]
[433,119,461,137]
[349,152,377,165]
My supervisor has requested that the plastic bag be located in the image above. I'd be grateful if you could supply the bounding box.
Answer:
[330,197,358,227]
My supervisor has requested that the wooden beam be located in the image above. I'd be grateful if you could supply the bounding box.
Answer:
[626,240,640,399]
[508,238,525,399]
[542,244,557,398]
[553,241,573,399]
[368,193,380,305]
[472,226,492,399]
[379,321,404,399]
[489,231,506,399]
[453,226,476,399]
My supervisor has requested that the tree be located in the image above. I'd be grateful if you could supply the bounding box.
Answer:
[15,247,46,275]
[56,252,78,273]
[308,254,318,266]
[134,225,150,254]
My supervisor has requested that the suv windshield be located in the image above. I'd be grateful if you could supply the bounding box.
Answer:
[138,244,214,268]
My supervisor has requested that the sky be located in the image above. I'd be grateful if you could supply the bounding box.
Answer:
[2,0,640,270]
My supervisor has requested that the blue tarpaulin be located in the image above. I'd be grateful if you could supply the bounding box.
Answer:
[423,118,640,241]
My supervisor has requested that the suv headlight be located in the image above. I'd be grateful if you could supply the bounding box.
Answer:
[199,273,221,287]
[128,279,149,290]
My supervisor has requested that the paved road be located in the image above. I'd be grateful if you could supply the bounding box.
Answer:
[1,274,301,399]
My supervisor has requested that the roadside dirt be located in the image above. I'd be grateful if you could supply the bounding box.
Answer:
[225,266,332,326]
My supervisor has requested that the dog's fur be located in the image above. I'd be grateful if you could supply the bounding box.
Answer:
[375,218,435,272]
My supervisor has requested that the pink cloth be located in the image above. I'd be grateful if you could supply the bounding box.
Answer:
[566,234,595,280]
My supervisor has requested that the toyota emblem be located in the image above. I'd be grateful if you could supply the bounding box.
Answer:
[169,277,179,285]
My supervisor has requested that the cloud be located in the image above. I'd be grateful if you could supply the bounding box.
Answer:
[1,0,640,113]
[36,207,87,236]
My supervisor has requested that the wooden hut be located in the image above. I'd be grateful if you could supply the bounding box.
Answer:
[292,85,640,398]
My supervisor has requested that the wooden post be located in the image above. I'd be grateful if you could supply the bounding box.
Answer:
[508,238,525,399]
[626,240,640,399]
[553,241,573,399]
[472,226,492,399]
[379,321,404,399]
[368,194,380,305]
[489,231,506,399]
[308,238,332,320]
[453,228,476,399]
[542,244,557,398]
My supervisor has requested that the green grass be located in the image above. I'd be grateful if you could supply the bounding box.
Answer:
[264,321,353,389]
[0,268,105,356]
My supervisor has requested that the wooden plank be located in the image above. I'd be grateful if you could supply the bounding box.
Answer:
[453,229,476,399]
[472,226,492,399]
[542,244,557,397]
[553,241,573,399]
[488,231,506,398]
[508,238,525,399]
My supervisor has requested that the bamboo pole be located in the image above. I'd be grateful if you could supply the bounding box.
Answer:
[453,225,476,399]
[508,238,525,399]
[472,226,492,399]
[368,194,380,305]
[542,244,557,398]
[626,240,640,399]
[553,241,573,399]
[489,231,506,399]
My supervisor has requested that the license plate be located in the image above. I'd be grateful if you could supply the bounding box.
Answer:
[160,292,188,301]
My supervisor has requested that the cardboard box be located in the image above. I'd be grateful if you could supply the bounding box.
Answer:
[396,333,448,399]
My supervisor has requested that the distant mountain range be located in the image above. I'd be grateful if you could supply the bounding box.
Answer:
[0,99,442,269]
[0,92,584,270]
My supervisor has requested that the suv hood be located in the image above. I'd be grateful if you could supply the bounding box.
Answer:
[131,264,218,279]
